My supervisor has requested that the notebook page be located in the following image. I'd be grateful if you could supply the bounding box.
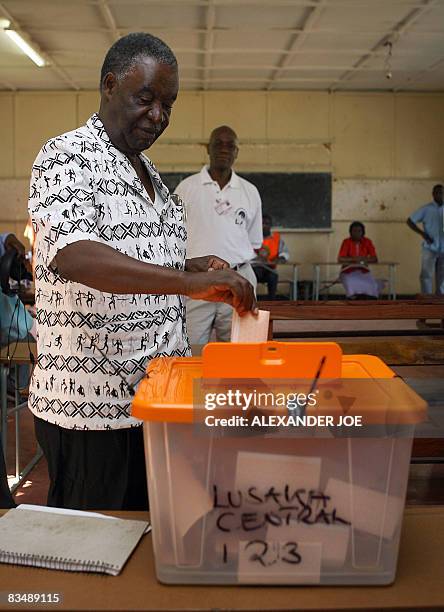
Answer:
[16,504,152,534]
[0,508,148,575]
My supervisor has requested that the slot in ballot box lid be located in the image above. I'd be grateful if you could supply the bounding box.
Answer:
[201,341,342,379]
[131,342,426,425]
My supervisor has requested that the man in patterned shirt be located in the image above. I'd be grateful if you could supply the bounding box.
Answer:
[28,33,256,511]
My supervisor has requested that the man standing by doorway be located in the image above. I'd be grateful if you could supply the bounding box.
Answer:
[407,184,444,295]
[175,126,263,344]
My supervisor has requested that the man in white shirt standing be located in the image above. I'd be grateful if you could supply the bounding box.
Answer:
[175,126,263,344]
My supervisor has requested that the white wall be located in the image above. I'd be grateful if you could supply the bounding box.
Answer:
[1,90,443,294]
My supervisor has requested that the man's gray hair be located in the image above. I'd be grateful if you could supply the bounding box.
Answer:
[100,32,177,90]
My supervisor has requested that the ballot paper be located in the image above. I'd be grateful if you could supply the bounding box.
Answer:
[325,478,404,540]
[231,309,270,342]
[170,453,214,538]
[235,451,321,498]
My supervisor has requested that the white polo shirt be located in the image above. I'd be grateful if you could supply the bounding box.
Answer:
[175,166,263,267]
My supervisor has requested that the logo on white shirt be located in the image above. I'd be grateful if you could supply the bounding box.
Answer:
[235,208,247,226]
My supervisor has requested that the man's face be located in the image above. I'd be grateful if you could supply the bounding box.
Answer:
[263,217,272,237]
[433,186,443,205]
[208,128,238,172]
[102,56,178,154]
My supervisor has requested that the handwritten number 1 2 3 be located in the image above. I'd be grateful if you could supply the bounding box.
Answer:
[223,541,302,566]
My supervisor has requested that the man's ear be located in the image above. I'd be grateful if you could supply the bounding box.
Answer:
[233,145,239,162]
[102,72,118,100]
[206,143,210,156]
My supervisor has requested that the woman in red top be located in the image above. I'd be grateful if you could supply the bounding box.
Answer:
[338,221,382,298]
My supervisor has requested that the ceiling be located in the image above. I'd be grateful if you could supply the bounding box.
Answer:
[0,0,444,92]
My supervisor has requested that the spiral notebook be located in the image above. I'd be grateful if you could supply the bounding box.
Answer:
[0,506,149,575]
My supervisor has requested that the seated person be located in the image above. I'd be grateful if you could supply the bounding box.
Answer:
[338,221,383,299]
[0,233,36,394]
[0,232,29,509]
[253,214,289,299]
[0,231,35,344]
[0,232,26,259]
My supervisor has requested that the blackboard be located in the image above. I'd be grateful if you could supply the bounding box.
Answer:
[162,172,332,230]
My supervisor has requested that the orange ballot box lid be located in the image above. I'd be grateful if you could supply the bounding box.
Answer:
[132,342,427,426]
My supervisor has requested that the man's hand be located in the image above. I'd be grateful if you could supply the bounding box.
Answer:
[4,233,26,258]
[185,255,229,272]
[407,218,434,245]
[256,246,269,261]
[184,269,257,316]
[54,241,255,315]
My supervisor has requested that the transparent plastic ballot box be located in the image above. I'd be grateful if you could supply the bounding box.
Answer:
[132,342,426,585]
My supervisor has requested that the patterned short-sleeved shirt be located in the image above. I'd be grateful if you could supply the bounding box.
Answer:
[28,113,190,430]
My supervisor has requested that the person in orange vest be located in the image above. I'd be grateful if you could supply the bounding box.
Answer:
[252,214,289,299]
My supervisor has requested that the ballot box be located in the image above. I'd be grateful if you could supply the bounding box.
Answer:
[132,342,426,585]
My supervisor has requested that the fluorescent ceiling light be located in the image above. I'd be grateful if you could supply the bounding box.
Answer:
[5,29,46,67]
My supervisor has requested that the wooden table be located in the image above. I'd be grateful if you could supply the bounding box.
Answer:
[0,507,443,611]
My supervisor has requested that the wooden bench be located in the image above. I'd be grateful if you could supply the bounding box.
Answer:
[260,299,444,339]
[260,299,444,464]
